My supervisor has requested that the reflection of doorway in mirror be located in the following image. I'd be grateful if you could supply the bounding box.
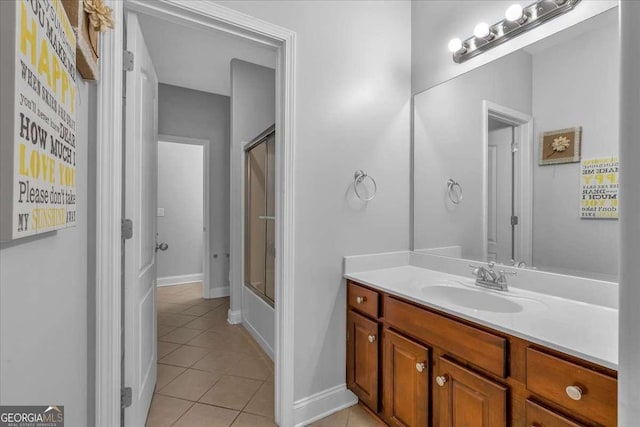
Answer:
[487,120,515,264]
[482,101,533,267]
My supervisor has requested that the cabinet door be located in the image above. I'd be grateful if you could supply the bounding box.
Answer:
[347,310,379,410]
[383,329,429,427]
[436,357,507,427]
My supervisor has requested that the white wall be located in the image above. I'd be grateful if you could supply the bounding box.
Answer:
[156,141,204,280]
[0,73,94,427]
[229,59,276,357]
[531,12,619,279]
[413,51,532,260]
[230,59,276,147]
[411,0,617,94]
[619,1,640,423]
[219,1,412,412]
[157,84,230,293]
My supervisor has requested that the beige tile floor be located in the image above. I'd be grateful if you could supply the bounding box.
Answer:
[147,283,381,427]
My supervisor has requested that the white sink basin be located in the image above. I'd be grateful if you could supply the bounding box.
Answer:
[421,284,544,313]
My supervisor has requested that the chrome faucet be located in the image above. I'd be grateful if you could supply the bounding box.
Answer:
[469,261,516,292]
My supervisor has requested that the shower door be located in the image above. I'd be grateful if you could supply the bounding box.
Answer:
[245,127,276,305]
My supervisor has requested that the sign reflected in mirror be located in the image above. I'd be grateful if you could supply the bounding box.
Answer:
[412,8,619,282]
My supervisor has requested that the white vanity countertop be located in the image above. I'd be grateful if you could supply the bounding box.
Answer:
[345,265,618,371]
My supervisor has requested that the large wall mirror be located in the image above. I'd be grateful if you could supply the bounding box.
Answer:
[413,8,619,282]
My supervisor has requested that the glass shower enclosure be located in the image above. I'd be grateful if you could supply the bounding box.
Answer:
[244,126,276,305]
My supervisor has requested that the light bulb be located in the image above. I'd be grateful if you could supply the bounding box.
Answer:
[505,4,524,22]
[448,38,463,53]
[474,22,491,39]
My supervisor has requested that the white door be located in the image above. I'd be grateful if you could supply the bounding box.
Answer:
[487,124,513,263]
[124,12,159,426]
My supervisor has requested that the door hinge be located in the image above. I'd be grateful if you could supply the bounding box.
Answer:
[511,215,519,226]
[121,386,132,408]
[511,142,519,153]
[123,50,134,71]
[122,219,133,240]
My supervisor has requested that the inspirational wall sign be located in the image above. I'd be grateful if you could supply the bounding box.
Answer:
[0,0,77,241]
[580,157,619,219]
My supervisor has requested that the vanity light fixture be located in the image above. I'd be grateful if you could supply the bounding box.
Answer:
[474,22,494,40]
[450,0,582,63]
[505,4,527,24]
[448,38,465,53]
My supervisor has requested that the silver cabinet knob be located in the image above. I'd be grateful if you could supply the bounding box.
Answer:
[436,375,448,387]
[368,335,376,343]
[415,362,426,373]
[565,385,583,401]
[356,296,366,304]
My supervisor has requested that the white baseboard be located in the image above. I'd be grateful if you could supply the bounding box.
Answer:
[293,384,357,427]
[242,319,274,360]
[227,309,242,324]
[156,273,203,287]
[204,286,230,299]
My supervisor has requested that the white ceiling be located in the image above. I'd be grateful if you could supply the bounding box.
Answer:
[137,13,277,96]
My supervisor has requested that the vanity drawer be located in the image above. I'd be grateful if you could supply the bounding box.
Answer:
[384,296,507,377]
[347,281,380,319]
[526,348,616,426]
[525,400,584,427]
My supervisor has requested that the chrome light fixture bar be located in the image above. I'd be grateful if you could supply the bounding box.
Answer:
[450,0,582,63]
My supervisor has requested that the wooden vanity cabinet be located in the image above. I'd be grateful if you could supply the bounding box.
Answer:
[382,329,429,427]
[526,348,617,426]
[347,309,380,411]
[525,400,585,427]
[345,280,618,427]
[435,357,507,427]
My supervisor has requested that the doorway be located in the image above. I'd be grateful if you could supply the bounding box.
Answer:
[128,9,278,425]
[487,119,517,264]
[94,2,297,426]
[156,137,209,298]
[482,101,534,267]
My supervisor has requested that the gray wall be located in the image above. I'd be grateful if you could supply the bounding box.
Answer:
[231,59,276,146]
[230,59,276,357]
[413,51,533,259]
[0,74,95,427]
[157,84,230,291]
[531,13,619,279]
[157,141,204,279]
[219,1,412,404]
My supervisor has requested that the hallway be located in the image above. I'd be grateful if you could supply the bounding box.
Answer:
[147,283,382,427]
[147,283,275,426]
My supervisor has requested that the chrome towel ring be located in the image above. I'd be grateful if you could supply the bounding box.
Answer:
[354,170,377,201]
[447,179,463,204]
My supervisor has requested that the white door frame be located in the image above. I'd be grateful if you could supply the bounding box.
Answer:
[481,100,533,266]
[95,1,296,426]
[157,135,210,298]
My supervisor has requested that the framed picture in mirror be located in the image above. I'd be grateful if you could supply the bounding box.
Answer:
[539,127,582,165]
